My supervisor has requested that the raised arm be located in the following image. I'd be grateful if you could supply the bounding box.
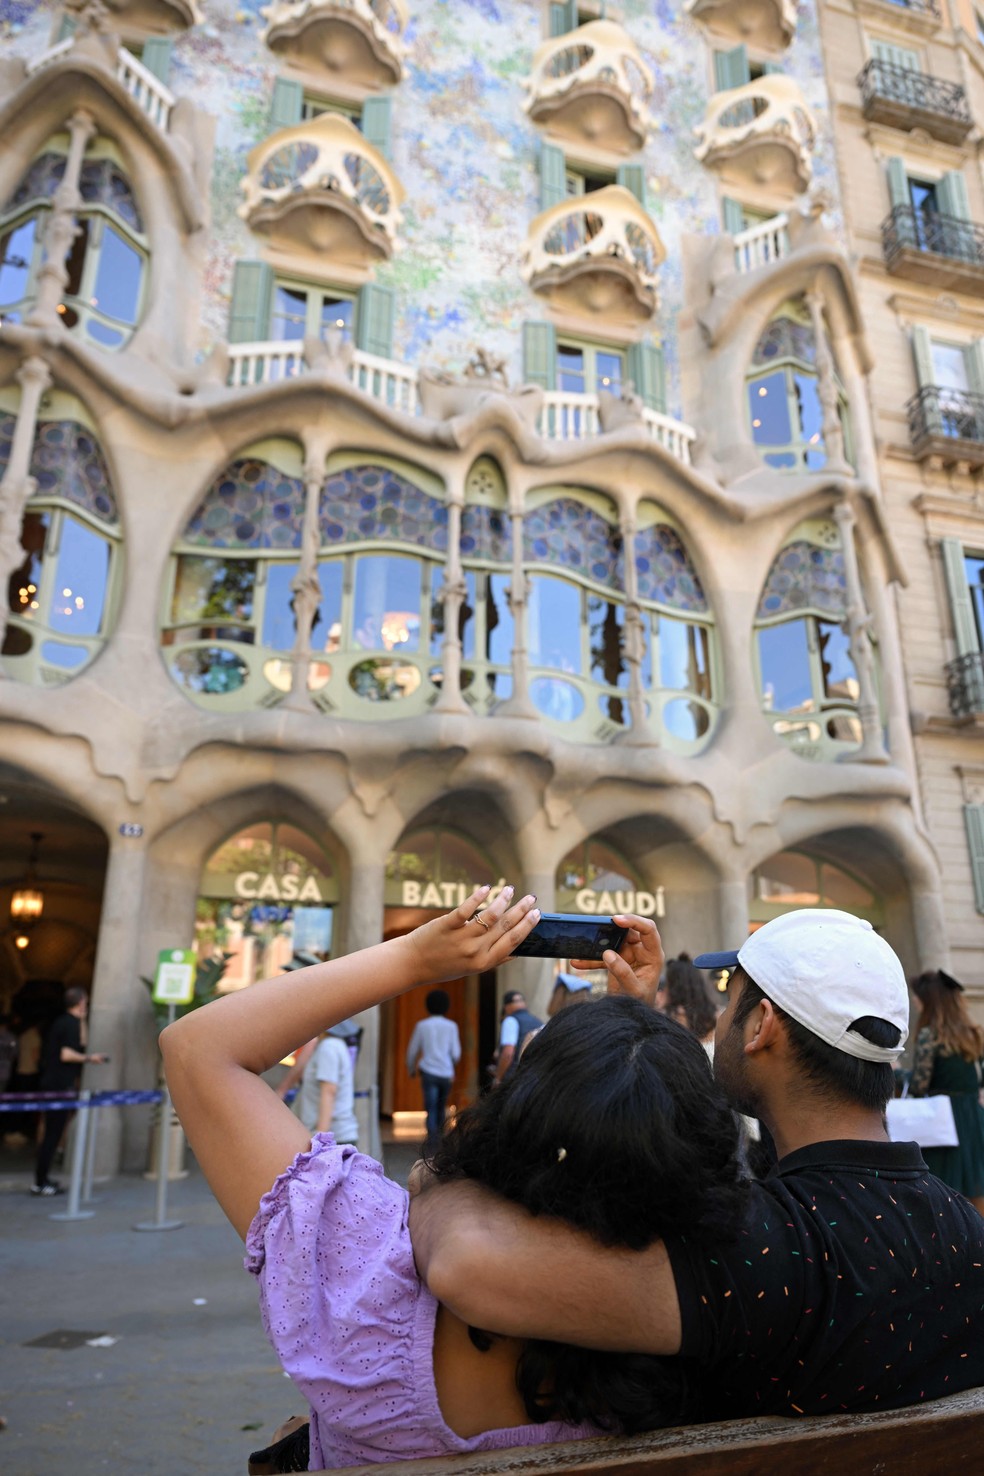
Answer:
[161,886,539,1240]
[409,1178,681,1355]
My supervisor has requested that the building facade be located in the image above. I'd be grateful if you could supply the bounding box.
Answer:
[0,0,976,1172]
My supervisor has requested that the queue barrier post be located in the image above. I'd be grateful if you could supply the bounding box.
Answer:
[134,1004,183,1233]
[50,1090,95,1223]
[82,1102,101,1203]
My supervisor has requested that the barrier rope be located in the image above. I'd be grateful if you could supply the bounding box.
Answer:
[0,1087,373,1112]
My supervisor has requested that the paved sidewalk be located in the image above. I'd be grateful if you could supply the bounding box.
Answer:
[0,1134,422,1476]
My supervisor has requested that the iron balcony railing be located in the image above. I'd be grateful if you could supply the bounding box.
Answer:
[858,58,970,126]
[883,204,984,269]
[884,0,941,17]
[946,652,984,718]
[907,385,984,448]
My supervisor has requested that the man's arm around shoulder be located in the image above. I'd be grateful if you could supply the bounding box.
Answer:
[409,1178,682,1355]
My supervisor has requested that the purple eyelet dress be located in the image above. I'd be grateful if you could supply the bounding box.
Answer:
[245,1133,600,1470]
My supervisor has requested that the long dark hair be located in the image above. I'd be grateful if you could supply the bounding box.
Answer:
[662,956,718,1041]
[429,996,748,1433]
[912,971,984,1062]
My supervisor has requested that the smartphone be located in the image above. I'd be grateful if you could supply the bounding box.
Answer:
[511,913,627,960]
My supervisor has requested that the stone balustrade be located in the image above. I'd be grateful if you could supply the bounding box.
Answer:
[27,40,175,132]
[733,212,789,272]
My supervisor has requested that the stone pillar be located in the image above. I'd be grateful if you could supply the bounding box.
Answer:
[910,886,951,974]
[26,110,96,329]
[284,452,323,712]
[84,831,153,1176]
[806,290,851,477]
[718,875,750,951]
[496,496,537,719]
[433,470,469,715]
[833,499,889,765]
[617,508,658,746]
[0,356,52,662]
[345,859,386,1156]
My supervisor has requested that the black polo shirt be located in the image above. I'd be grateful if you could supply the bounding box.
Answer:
[667,1139,984,1419]
[40,1013,83,1095]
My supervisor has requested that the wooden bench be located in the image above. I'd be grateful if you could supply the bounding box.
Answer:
[318,1386,984,1476]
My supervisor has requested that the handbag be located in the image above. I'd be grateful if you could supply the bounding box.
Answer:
[886,1092,959,1148]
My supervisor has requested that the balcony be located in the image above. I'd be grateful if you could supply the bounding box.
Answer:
[239,113,403,264]
[260,0,407,89]
[524,20,653,155]
[858,59,971,146]
[694,74,816,195]
[521,185,665,323]
[946,652,984,720]
[856,0,941,33]
[907,386,984,468]
[684,0,797,53]
[883,205,984,295]
[732,212,789,273]
[26,39,175,132]
[540,392,696,461]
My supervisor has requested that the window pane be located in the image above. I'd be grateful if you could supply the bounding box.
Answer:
[8,511,49,619]
[319,296,353,337]
[528,575,581,673]
[557,345,586,394]
[756,852,820,905]
[758,620,814,712]
[660,617,710,697]
[312,562,343,653]
[587,595,627,687]
[930,342,969,390]
[595,351,623,394]
[271,286,309,341]
[0,217,37,310]
[48,516,111,636]
[63,218,89,299]
[171,556,255,625]
[794,373,825,469]
[817,619,859,703]
[352,554,422,652]
[91,225,142,326]
[486,572,513,665]
[748,371,791,446]
[262,562,344,653]
[966,552,984,648]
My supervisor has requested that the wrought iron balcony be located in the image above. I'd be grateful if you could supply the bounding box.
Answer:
[883,205,984,293]
[946,652,984,719]
[684,0,796,52]
[524,20,653,154]
[260,0,407,88]
[858,58,971,144]
[907,386,984,467]
[694,74,816,196]
[520,185,665,322]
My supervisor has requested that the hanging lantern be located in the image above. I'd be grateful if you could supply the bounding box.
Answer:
[11,832,44,925]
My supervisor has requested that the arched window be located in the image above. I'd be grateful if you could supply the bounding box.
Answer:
[1,396,121,684]
[161,448,448,712]
[754,518,874,760]
[746,300,849,471]
[635,501,717,749]
[750,849,883,927]
[556,838,659,917]
[456,457,513,713]
[385,827,497,908]
[0,139,147,348]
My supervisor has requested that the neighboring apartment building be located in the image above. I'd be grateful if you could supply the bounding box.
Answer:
[814,0,984,985]
[0,0,975,1170]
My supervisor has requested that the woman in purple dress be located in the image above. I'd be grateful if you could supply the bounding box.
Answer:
[162,886,746,1471]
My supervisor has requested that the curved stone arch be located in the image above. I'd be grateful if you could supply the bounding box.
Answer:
[392,788,523,885]
[712,253,871,378]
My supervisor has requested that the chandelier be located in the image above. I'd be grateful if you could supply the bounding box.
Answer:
[10,832,44,925]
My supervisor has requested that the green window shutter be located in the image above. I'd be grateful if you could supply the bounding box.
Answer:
[627,340,666,414]
[964,339,984,397]
[722,197,746,234]
[140,37,172,83]
[355,282,395,358]
[269,76,304,132]
[361,95,392,160]
[540,143,568,212]
[762,60,784,76]
[938,170,971,221]
[965,806,984,913]
[228,260,273,343]
[616,164,646,207]
[886,157,909,209]
[522,321,557,391]
[911,325,934,388]
[871,40,920,69]
[550,1,578,36]
[941,537,980,657]
[714,45,750,92]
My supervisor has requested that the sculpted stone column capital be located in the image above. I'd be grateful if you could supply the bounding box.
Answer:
[15,357,53,397]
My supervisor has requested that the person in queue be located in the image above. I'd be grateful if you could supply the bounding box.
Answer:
[410,908,984,1419]
[160,885,748,1471]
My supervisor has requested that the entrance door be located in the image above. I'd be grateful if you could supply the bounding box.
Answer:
[386,975,474,1115]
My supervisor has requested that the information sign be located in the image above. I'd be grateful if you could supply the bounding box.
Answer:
[152,948,197,1006]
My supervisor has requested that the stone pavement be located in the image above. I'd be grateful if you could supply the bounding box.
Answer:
[0,1132,422,1476]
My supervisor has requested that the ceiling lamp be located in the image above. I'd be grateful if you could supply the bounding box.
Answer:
[11,831,45,925]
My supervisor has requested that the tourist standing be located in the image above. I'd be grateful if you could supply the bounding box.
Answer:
[406,989,461,1152]
[909,969,984,1214]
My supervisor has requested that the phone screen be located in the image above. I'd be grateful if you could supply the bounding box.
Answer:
[511,913,627,960]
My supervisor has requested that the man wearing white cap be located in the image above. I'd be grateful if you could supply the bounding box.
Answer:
[411,908,984,1421]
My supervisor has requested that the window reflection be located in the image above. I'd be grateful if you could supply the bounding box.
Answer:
[0,217,37,319]
[171,556,256,632]
[3,505,116,679]
[758,620,814,712]
[528,575,580,673]
[49,517,110,636]
[352,555,423,652]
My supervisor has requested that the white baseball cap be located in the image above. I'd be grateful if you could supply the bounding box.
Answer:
[693,909,909,1062]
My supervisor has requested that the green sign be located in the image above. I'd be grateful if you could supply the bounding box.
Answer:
[152,948,197,1005]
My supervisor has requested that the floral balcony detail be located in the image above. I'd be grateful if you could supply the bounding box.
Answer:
[694,73,816,195]
[521,185,665,323]
[684,0,797,53]
[523,20,653,155]
[260,0,407,88]
[239,113,403,263]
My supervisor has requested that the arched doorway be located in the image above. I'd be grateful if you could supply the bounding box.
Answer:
[749,849,884,928]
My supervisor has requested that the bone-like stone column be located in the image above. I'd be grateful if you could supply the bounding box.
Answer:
[0,356,53,666]
[617,507,659,746]
[834,498,889,765]
[284,450,324,712]
[26,110,97,329]
[495,490,537,719]
[806,290,851,477]
[433,468,469,715]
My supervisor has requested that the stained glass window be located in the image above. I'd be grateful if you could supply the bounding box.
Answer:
[461,504,510,562]
[10,152,66,207]
[183,460,307,549]
[30,420,119,524]
[757,541,847,619]
[634,523,708,612]
[320,464,447,550]
[523,496,623,590]
[259,142,319,191]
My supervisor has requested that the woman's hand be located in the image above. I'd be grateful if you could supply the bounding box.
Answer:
[570,913,664,1008]
[403,884,540,986]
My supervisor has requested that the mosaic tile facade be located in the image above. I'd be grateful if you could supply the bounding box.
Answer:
[752,313,817,368]
[320,464,448,549]
[0,415,119,525]
[757,541,848,619]
[523,496,624,589]
[460,503,511,563]
[182,459,306,548]
[634,522,708,613]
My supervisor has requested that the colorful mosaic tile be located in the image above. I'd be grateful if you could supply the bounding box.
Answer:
[9,151,66,206]
[79,158,144,234]
[319,465,448,549]
[634,524,707,613]
[183,459,306,548]
[524,497,623,589]
[757,541,848,619]
[752,315,817,368]
[461,503,511,563]
[30,420,118,525]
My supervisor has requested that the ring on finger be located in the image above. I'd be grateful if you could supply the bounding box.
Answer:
[470,912,492,931]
